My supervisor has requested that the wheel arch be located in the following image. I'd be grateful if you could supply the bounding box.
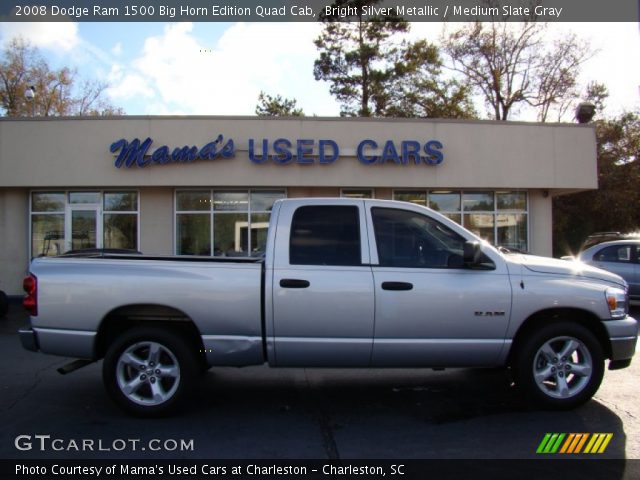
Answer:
[94,304,206,366]
[508,308,612,365]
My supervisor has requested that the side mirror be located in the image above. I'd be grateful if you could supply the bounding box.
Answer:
[463,241,482,266]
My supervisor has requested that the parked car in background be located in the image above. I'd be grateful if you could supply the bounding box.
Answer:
[581,232,640,251]
[571,240,640,302]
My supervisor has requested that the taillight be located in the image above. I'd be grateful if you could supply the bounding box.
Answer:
[23,274,38,316]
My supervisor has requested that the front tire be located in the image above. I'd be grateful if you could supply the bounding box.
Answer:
[103,326,199,417]
[514,322,604,410]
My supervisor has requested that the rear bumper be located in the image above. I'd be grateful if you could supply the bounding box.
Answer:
[19,327,39,352]
[19,326,96,359]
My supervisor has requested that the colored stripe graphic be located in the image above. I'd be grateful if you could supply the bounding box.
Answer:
[538,433,613,454]
[537,433,565,453]
[559,433,588,453]
[537,433,552,453]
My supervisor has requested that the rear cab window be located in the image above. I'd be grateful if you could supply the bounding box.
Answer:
[289,206,361,266]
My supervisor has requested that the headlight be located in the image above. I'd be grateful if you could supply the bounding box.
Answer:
[605,287,628,319]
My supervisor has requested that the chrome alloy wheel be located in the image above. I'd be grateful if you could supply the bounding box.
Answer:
[116,341,180,406]
[533,336,593,399]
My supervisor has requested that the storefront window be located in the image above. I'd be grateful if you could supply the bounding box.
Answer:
[462,191,494,211]
[250,213,271,254]
[497,191,527,210]
[176,191,210,211]
[175,189,285,257]
[213,191,249,211]
[429,191,460,212]
[31,192,65,257]
[393,190,528,251]
[30,191,139,257]
[464,213,496,244]
[497,214,528,252]
[177,214,211,256]
[69,192,100,204]
[341,189,373,199]
[31,214,65,257]
[394,191,427,206]
[32,192,65,212]
[104,214,137,250]
[103,191,138,250]
[104,192,138,211]
[251,191,283,212]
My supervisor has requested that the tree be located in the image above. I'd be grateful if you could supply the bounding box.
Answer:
[314,0,474,118]
[0,37,123,117]
[383,40,476,119]
[553,108,640,256]
[443,21,591,121]
[255,91,304,117]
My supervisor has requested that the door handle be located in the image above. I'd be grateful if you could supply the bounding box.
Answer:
[381,281,413,291]
[280,279,310,289]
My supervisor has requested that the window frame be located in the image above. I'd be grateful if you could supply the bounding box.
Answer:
[29,190,140,258]
[392,189,529,252]
[173,188,286,256]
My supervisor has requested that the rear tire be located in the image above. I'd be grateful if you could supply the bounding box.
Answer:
[514,322,604,410]
[103,326,199,417]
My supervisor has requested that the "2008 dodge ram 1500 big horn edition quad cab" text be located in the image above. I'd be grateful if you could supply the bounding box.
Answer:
[19,199,638,416]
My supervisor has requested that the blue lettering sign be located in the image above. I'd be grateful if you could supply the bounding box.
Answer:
[357,139,378,165]
[249,139,269,164]
[111,135,235,168]
[401,141,421,165]
[319,140,339,164]
[112,136,443,168]
[381,140,401,164]
[424,140,444,165]
[357,139,444,165]
[296,139,314,165]
[273,138,293,164]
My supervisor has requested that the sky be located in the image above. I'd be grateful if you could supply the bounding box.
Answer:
[1,21,639,119]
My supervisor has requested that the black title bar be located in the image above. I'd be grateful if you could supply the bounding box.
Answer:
[3,459,639,480]
[1,1,639,22]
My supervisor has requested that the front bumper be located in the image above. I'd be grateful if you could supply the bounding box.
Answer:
[604,316,638,362]
[19,327,39,352]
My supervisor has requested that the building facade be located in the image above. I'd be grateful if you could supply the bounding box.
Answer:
[0,116,597,295]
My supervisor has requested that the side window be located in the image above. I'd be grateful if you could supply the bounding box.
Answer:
[372,207,466,268]
[594,245,632,263]
[290,206,361,266]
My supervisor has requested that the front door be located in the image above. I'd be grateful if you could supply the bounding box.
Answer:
[367,205,512,367]
[66,206,101,252]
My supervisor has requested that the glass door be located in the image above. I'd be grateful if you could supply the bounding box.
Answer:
[66,206,101,252]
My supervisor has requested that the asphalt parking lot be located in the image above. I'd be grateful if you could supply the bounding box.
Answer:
[1,303,638,469]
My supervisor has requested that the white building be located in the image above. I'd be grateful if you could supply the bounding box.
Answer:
[0,116,597,294]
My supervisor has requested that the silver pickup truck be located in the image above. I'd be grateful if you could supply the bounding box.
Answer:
[19,198,638,416]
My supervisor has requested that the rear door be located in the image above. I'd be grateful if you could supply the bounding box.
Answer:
[270,200,375,366]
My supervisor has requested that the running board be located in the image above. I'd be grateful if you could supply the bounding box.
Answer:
[57,359,94,375]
